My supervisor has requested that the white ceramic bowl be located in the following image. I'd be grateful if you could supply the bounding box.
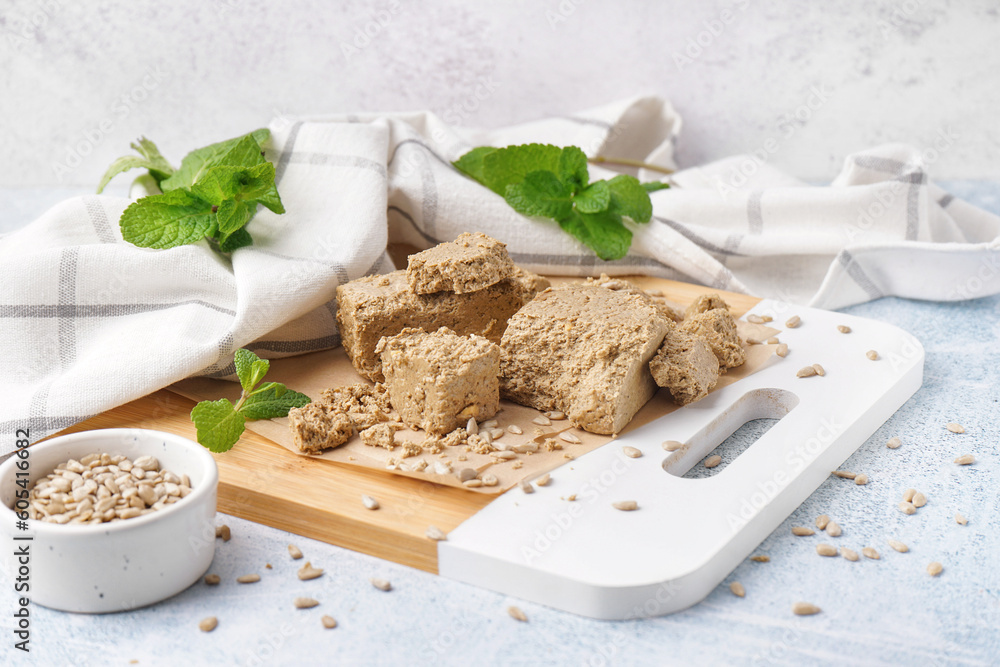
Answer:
[0,428,218,613]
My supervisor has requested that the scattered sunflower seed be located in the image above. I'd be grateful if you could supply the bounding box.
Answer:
[747,314,767,324]
[490,428,505,440]
[954,454,975,466]
[927,561,943,577]
[946,422,965,434]
[796,366,817,378]
[766,336,780,345]
[955,513,968,525]
[750,555,770,563]
[816,543,838,557]
[622,446,642,459]
[321,615,338,629]
[888,539,909,553]
[912,492,927,508]
[785,315,801,328]
[898,501,916,515]
[547,411,566,420]
[837,325,852,334]
[855,474,869,485]
[216,525,231,542]
[362,495,380,510]
[886,437,902,449]
[792,602,821,616]
[532,415,552,426]
[842,548,859,562]
[297,562,324,581]
[204,574,221,585]
[730,582,746,597]
[493,451,517,460]
[612,500,638,511]
[426,525,447,541]
[463,479,483,488]
[519,480,535,495]
[199,617,218,632]
[371,578,392,591]
[704,455,722,469]
[832,470,856,479]
[812,363,826,376]
[481,474,499,487]
[236,574,260,584]
[662,440,683,452]
[508,606,528,622]
[294,597,320,609]
[862,547,880,560]
[288,544,303,560]
[825,521,842,537]
[507,425,523,435]
[815,515,831,530]
[559,431,582,444]
[776,343,789,357]
[535,474,551,487]
[480,419,498,430]
[791,526,815,536]
[902,488,916,502]
[466,418,479,435]
[866,350,879,360]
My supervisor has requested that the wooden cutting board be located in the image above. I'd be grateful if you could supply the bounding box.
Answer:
[54,276,760,574]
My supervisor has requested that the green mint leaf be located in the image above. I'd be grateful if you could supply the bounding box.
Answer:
[233,348,258,392]
[96,137,176,193]
[190,398,246,453]
[504,170,572,219]
[481,143,563,196]
[558,209,632,261]
[452,146,497,185]
[607,174,653,223]
[573,180,610,214]
[642,181,671,193]
[216,199,256,236]
[239,384,311,420]
[558,146,589,193]
[193,162,283,214]
[218,227,253,253]
[160,128,270,192]
[119,189,215,249]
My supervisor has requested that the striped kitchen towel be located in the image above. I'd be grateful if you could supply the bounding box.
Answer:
[2,95,998,447]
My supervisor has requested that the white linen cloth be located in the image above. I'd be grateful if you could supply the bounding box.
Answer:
[3,96,999,448]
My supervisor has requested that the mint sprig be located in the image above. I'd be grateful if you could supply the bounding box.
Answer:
[97,129,284,252]
[191,348,310,453]
[453,143,669,260]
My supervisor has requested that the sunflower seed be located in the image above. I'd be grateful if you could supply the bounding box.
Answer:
[766,337,780,345]
[812,363,826,376]
[481,473,499,487]
[792,602,821,616]
[464,417,479,435]
[546,411,566,420]
[946,422,965,434]
[508,606,528,622]
[559,431,582,444]
[612,500,638,511]
[796,366,817,378]
[815,515,830,530]
[513,442,538,454]
[204,574,221,585]
[776,343,789,357]
[535,474,551,487]
[480,420,498,430]
[747,314,767,324]
[888,539,909,553]
[912,492,927,508]
[825,521,842,537]
[837,325,852,334]
[490,428,505,440]
[927,561,943,577]
[730,582,746,597]
[288,544,303,560]
[371,578,392,591]
[886,436,902,449]
[862,547,880,560]
[362,495,380,510]
[492,451,515,461]
[750,555,770,563]
[785,315,801,328]
[215,525,231,542]
[832,470,856,479]
[956,513,968,525]
[866,350,879,360]
[237,574,260,584]
[842,548,859,562]
[662,440,683,451]
[954,454,975,465]
[295,597,320,609]
[519,480,534,495]
[898,501,916,515]
[507,425,523,435]
[622,446,642,459]
[321,615,337,629]
[704,455,722,468]
[791,526,815,536]
[296,561,323,580]
[816,543,838,557]
[199,617,218,632]
[902,488,916,502]
[532,415,552,426]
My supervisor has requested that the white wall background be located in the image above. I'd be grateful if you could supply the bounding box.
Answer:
[2,0,998,186]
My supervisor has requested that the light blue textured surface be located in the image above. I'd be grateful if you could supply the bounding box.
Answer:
[3,185,999,666]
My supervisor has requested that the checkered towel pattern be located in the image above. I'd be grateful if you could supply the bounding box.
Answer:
[3,96,998,449]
